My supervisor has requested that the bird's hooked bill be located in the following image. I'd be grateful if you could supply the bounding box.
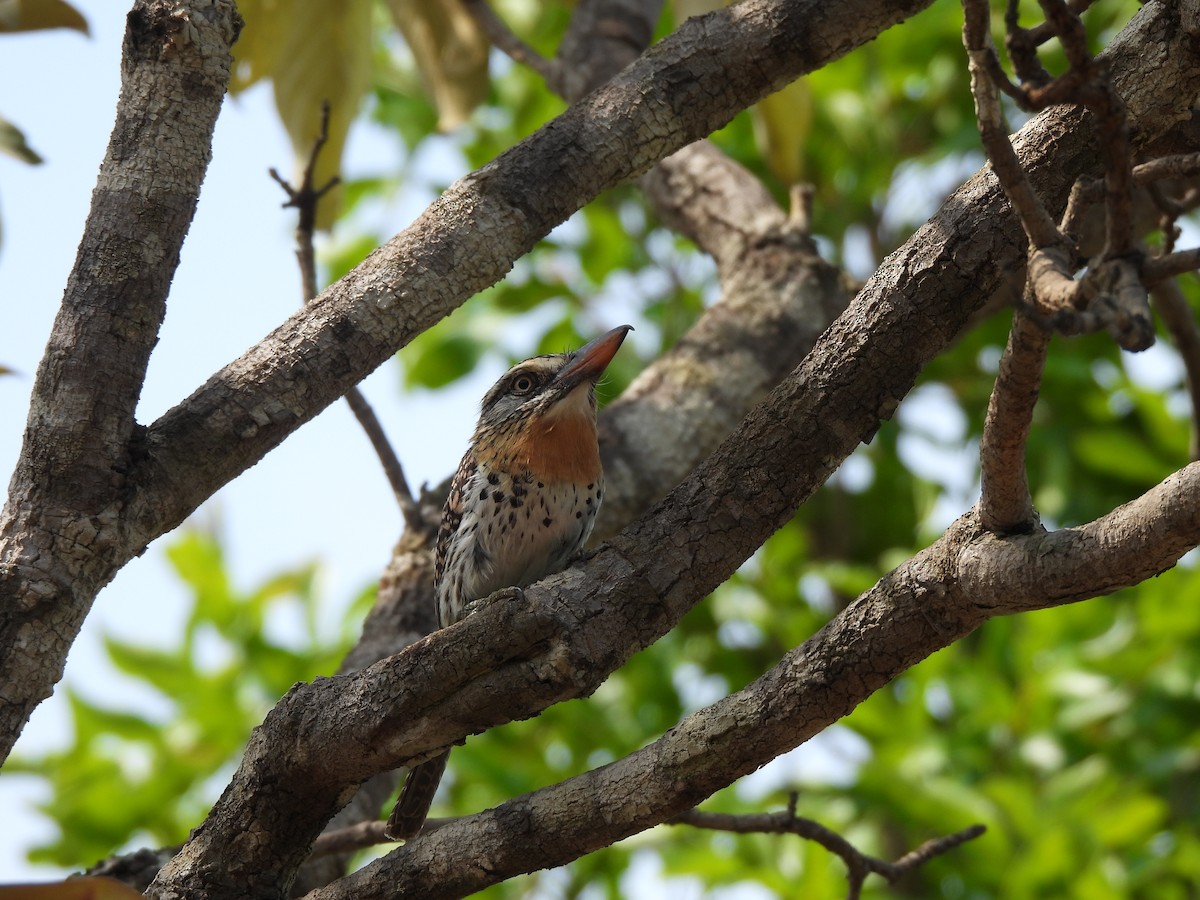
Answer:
[554,325,633,388]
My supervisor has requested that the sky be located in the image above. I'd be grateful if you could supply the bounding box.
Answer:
[2,0,1192,891]
[0,6,870,885]
[0,1,496,880]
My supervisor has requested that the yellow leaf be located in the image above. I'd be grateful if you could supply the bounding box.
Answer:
[236,0,374,230]
[229,0,283,93]
[752,77,812,186]
[0,0,89,34]
[384,0,490,131]
[0,877,144,899]
[671,0,726,25]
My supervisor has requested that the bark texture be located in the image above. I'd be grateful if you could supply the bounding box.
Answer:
[0,0,935,763]
[3,0,1199,896]
[0,0,241,759]
[146,3,1200,897]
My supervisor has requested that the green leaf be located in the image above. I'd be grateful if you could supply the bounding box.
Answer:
[383,0,490,131]
[402,331,484,389]
[0,114,42,164]
[0,0,88,34]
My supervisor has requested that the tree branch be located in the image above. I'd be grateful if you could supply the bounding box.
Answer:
[300,458,1200,899]
[978,311,1050,533]
[0,0,242,761]
[672,804,986,900]
[147,6,1200,890]
[270,102,422,531]
[0,0,939,762]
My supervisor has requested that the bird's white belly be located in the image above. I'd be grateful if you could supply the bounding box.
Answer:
[459,474,601,603]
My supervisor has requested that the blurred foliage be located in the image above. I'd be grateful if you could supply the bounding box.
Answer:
[0,0,85,248]
[0,0,87,35]
[15,0,1200,897]
[8,530,373,868]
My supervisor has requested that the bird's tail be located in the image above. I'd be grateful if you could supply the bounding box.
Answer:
[385,751,451,841]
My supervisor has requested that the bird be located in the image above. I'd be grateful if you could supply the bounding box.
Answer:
[385,324,633,841]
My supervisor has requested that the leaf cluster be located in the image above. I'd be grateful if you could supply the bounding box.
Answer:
[9,530,370,868]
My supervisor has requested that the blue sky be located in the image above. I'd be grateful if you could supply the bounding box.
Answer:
[0,2,490,878]
[4,0,1192,889]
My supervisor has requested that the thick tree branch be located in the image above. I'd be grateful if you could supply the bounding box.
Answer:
[147,6,1200,892]
[0,0,241,761]
[960,463,1200,609]
[127,0,934,547]
[0,0,939,762]
[297,5,852,883]
[300,460,1200,900]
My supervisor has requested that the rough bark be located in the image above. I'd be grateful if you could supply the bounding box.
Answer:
[0,0,935,763]
[0,0,241,760]
[146,3,1200,897]
[306,461,1200,899]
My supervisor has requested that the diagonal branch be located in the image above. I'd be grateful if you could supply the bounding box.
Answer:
[300,460,1200,900]
[0,0,941,763]
[123,0,940,549]
[148,8,1200,889]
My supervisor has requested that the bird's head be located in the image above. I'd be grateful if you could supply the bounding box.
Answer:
[472,325,632,476]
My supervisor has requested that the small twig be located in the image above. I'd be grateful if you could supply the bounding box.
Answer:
[1005,0,1053,88]
[271,102,424,532]
[1150,279,1200,460]
[461,0,559,85]
[268,103,340,290]
[311,814,457,857]
[1131,152,1200,184]
[311,819,390,856]
[1024,0,1095,47]
[670,796,986,900]
[979,310,1049,533]
[964,0,1155,350]
[963,0,1063,250]
[1143,248,1200,284]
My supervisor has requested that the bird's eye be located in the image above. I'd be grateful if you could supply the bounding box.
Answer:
[511,374,537,395]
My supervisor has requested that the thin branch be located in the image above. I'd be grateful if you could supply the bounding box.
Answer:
[965,0,1153,349]
[671,800,986,900]
[1143,247,1200,283]
[270,103,424,532]
[311,820,391,857]
[1024,0,1095,47]
[963,0,1063,249]
[1132,151,1200,184]
[461,0,559,84]
[1005,0,1053,88]
[978,310,1049,533]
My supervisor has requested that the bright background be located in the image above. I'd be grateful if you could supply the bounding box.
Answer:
[0,2,491,878]
[3,2,1195,894]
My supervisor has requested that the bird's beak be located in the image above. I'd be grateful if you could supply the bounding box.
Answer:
[554,325,633,390]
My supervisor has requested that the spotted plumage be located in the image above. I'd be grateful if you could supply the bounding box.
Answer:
[385,325,632,841]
